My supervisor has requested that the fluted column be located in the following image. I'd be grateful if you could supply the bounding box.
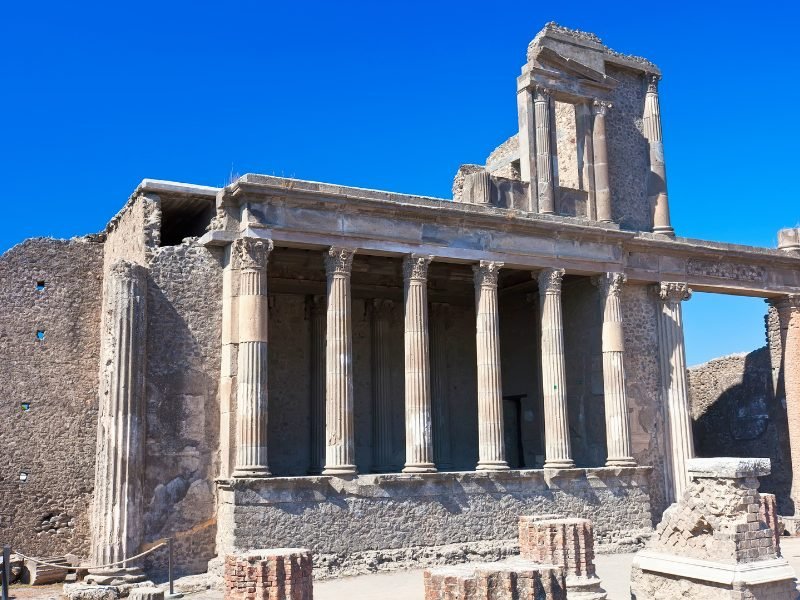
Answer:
[370,298,394,472]
[772,296,800,511]
[232,237,273,478]
[592,100,613,223]
[219,246,237,479]
[538,268,574,469]
[644,74,674,236]
[474,261,509,471]
[403,255,436,473]
[593,273,636,467]
[90,260,148,565]
[656,282,694,503]
[431,303,453,470]
[517,86,538,212]
[323,247,357,476]
[307,295,326,475]
[534,86,556,214]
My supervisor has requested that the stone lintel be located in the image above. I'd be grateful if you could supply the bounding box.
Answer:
[686,457,770,479]
[634,550,794,586]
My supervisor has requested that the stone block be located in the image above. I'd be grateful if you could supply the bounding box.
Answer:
[223,548,312,600]
[128,588,165,600]
[686,457,770,479]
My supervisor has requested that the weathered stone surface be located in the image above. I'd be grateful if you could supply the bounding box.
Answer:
[128,587,165,600]
[686,457,770,479]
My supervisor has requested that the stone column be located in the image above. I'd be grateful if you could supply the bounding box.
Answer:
[323,247,357,476]
[593,272,636,467]
[577,102,597,221]
[538,268,574,469]
[219,245,237,479]
[90,260,148,566]
[517,86,538,212]
[644,74,674,236]
[592,100,613,223]
[370,298,394,472]
[773,296,800,511]
[403,255,437,472]
[655,282,694,503]
[307,295,326,475]
[232,237,273,478]
[430,303,453,470]
[534,86,556,214]
[473,261,509,471]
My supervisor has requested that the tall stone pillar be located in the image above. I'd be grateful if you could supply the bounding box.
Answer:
[644,74,674,236]
[577,102,597,221]
[219,245,237,479]
[323,247,358,476]
[403,255,437,473]
[473,261,509,471]
[90,260,148,566]
[430,303,453,470]
[592,100,613,223]
[593,272,636,467]
[538,268,574,469]
[370,298,394,472]
[307,295,326,475]
[534,86,556,214]
[232,237,273,478]
[517,86,538,212]
[655,282,694,503]
[773,296,800,511]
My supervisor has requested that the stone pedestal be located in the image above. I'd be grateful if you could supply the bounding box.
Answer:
[323,247,357,476]
[224,549,312,600]
[370,298,395,472]
[630,457,797,599]
[519,516,607,600]
[473,261,509,471]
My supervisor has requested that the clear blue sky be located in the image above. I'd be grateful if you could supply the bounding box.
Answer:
[1,1,797,365]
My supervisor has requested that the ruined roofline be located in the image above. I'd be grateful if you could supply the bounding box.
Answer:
[528,22,660,74]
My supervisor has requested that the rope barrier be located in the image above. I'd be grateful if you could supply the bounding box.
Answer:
[12,542,167,571]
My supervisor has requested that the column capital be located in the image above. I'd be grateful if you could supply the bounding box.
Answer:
[645,72,660,94]
[325,246,356,276]
[537,268,565,295]
[473,261,503,287]
[770,294,800,315]
[403,254,434,281]
[232,237,273,270]
[656,282,692,303]
[592,99,612,116]
[592,272,627,298]
[533,85,552,101]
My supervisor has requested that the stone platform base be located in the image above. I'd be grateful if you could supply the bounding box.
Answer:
[630,551,798,599]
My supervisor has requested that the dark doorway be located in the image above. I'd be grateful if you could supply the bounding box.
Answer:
[503,395,526,469]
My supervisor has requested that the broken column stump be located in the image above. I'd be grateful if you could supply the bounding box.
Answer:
[519,516,607,600]
[424,560,566,600]
[630,457,797,599]
[224,548,312,600]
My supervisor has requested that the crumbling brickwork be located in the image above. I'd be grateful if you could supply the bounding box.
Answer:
[424,561,566,600]
[224,549,312,600]
[519,517,595,579]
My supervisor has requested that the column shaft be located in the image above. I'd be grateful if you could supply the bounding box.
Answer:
[370,299,394,472]
[593,273,636,467]
[474,261,509,470]
[644,74,674,236]
[592,101,612,223]
[219,247,237,479]
[233,237,273,477]
[403,255,436,472]
[656,282,694,503]
[538,268,574,468]
[774,297,800,511]
[534,87,556,214]
[577,102,597,221]
[308,295,326,475]
[517,87,538,212]
[431,303,453,470]
[323,247,357,475]
[90,260,148,565]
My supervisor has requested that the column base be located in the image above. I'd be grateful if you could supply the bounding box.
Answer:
[476,460,510,471]
[322,464,357,476]
[402,463,437,473]
[543,459,575,469]
[652,225,675,237]
[606,457,637,467]
[232,466,271,478]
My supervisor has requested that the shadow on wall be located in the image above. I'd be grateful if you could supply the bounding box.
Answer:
[690,347,792,514]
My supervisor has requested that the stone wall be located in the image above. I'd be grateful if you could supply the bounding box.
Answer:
[0,237,104,557]
[218,468,653,578]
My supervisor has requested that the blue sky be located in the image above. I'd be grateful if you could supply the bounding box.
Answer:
[1,1,797,365]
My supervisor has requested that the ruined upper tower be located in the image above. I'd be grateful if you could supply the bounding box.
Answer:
[455,23,672,236]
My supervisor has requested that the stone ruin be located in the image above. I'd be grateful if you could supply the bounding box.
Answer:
[224,549,312,600]
[630,457,797,599]
[424,515,606,600]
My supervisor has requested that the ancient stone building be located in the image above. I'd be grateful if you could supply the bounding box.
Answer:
[2,22,800,577]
